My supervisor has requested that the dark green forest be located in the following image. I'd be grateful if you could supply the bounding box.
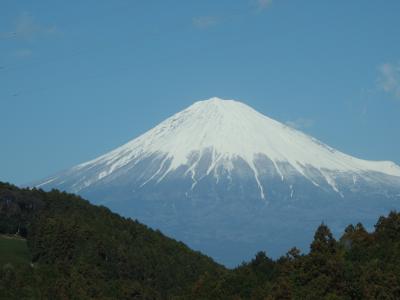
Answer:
[1,181,399,299]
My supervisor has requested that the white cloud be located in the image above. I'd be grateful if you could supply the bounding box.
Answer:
[286,118,314,130]
[378,62,400,99]
[256,0,273,11]
[192,16,218,29]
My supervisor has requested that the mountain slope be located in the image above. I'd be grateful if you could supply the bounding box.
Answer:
[34,97,400,266]
[0,182,223,299]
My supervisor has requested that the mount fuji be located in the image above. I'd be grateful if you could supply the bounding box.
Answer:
[34,97,400,266]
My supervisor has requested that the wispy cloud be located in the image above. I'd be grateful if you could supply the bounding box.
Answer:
[256,0,273,11]
[192,1,273,29]
[286,118,315,130]
[192,16,218,29]
[1,12,57,40]
[378,62,400,99]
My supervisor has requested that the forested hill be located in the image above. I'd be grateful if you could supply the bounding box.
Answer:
[0,182,224,299]
[1,182,400,299]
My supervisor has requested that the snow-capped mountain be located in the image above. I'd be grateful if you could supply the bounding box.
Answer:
[35,97,400,266]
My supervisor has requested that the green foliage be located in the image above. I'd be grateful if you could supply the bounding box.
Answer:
[190,213,400,300]
[0,183,223,299]
[1,181,400,299]
[0,235,30,266]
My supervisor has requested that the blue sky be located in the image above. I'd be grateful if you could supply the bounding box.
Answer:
[1,0,400,185]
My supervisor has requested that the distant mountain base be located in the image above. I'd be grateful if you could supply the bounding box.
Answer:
[79,170,400,266]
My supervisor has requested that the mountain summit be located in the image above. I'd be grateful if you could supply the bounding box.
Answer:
[35,97,400,266]
[38,97,400,197]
